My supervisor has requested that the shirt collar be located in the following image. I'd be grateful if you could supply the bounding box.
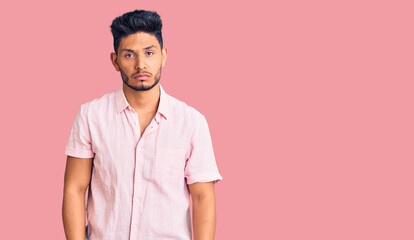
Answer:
[115,83,169,122]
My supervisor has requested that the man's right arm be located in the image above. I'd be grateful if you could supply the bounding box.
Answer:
[62,156,93,240]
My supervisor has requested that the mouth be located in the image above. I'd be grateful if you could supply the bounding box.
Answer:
[133,73,151,80]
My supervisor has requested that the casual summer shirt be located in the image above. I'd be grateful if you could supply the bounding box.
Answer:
[65,83,223,240]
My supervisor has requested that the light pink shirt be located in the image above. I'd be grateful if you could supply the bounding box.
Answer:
[65,83,223,240]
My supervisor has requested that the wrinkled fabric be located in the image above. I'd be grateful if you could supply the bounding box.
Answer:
[65,83,223,240]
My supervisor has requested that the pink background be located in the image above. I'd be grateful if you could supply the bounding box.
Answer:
[0,0,413,239]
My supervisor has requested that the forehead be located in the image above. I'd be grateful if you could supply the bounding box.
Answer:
[118,32,160,51]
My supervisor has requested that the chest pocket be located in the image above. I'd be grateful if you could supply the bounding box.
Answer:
[155,147,186,182]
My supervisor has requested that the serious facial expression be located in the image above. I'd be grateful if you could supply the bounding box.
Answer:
[111,32,167,91]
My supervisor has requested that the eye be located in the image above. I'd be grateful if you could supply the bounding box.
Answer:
[146,51,154,56]
[125,53,135,58]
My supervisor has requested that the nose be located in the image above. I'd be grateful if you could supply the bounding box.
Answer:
[135,53,146,70]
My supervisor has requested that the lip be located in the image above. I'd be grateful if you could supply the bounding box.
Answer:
[133,73,150,80]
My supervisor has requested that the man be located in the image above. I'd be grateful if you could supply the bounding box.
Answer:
[62,9,223,240]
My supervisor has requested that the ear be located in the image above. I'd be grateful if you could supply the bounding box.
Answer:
[161,47,168,68]
[110,52,120,71]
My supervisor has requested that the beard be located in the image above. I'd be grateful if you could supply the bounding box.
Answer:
[120,67,161,91]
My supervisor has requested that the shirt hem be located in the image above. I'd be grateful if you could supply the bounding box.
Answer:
[186,172,223,185]
[65,147,95,158]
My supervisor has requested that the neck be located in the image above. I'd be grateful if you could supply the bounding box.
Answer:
[122,83,160,114]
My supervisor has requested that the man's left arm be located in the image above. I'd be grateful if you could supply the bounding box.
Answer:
[189,182,217,240]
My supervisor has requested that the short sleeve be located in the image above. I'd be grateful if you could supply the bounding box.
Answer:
[65,104,95,158]
[185,114,223,185]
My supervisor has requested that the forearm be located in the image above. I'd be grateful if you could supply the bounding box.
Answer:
[192,196,217,240]
[62,189,86,240]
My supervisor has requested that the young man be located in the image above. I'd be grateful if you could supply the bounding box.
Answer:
[62,10,223,240]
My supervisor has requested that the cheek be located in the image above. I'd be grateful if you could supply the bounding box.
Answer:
[149,57,162,66]
[118,61,135,72]
[151,61,163,71]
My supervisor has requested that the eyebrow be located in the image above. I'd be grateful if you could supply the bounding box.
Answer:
[120,45,157,53]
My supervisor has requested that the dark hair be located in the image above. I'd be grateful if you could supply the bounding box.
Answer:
[110,9,163,55]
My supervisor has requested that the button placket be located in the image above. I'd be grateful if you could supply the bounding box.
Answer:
[130,110,143,239]
[129,115,159,240]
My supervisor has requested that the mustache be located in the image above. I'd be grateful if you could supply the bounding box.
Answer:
[132,72,151,76]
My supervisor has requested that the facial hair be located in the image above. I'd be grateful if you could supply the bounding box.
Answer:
[120,67,161,91]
